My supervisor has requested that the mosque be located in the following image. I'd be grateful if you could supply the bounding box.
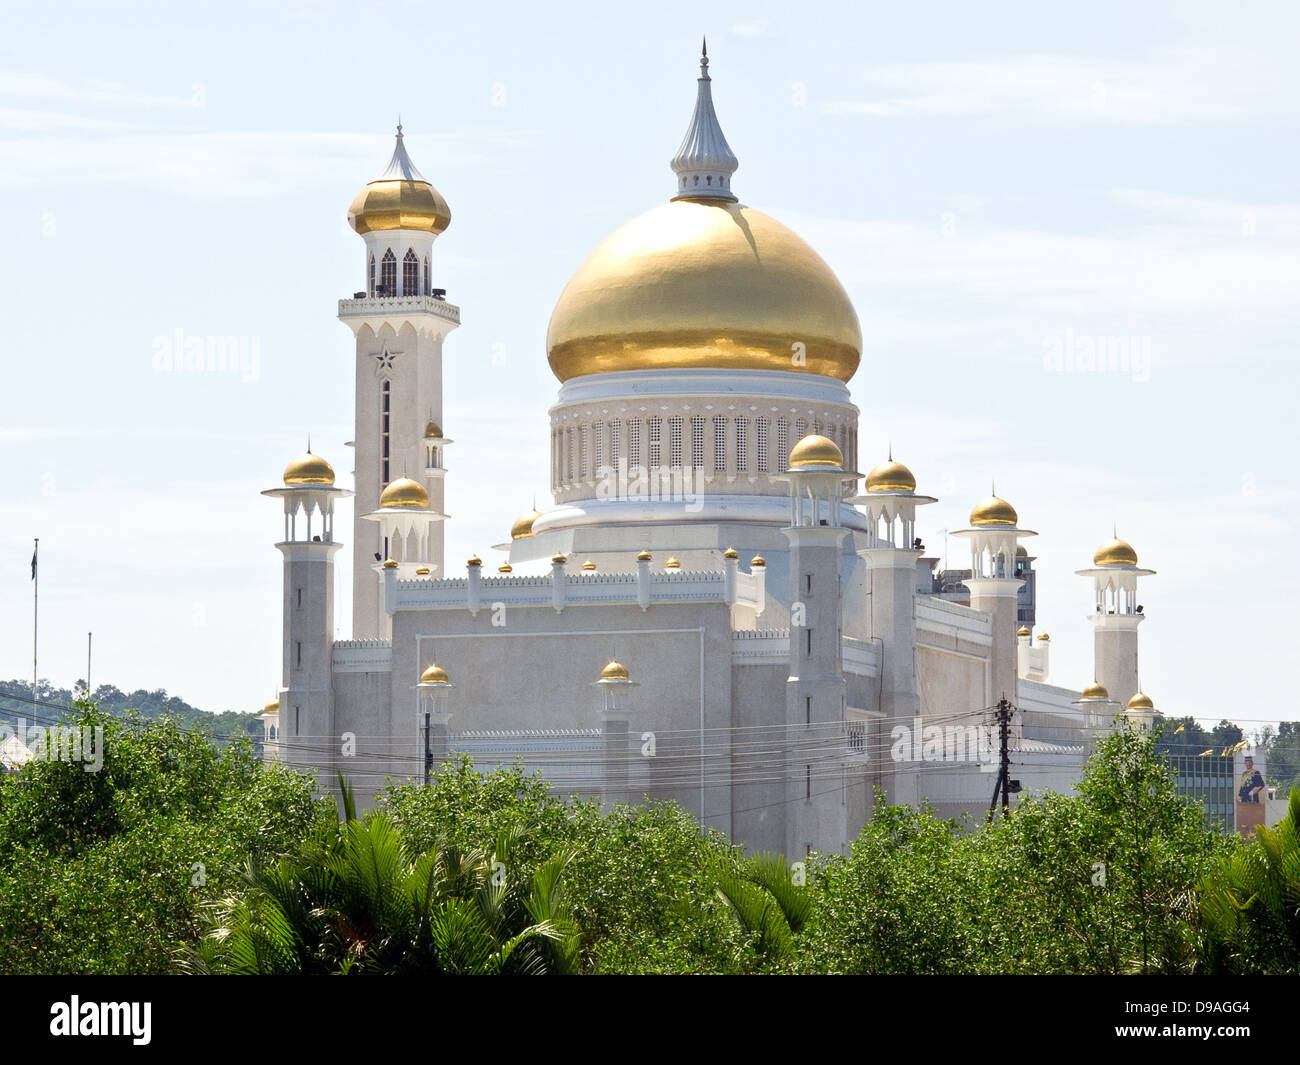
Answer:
[257,47,1161,856]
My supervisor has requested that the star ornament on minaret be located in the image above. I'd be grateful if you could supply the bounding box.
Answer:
[373,347,402,373]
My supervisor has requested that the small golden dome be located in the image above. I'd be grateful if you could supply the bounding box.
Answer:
[546,201,861,382]
[599,659,630,682]
[637,550,652,562]
[415,566,430,575]
[348,129,451,236]
[1017,626,1030,637]
[467,555,482,567]
[1016,545,1028,558]
[1081,681,1110,700]
[380,477,429,509]
[510,507,542,540]
[970,494,1018,527]
[864,458,916,493]
[419,663,450,685]
[751,555,766,567]
[498,563,513,573]
[1037,633,1050,642]
[1093,537,1139,567]
[723,547,739,559]
[581,560,597,571]
[665,557,681,569]
[552,553,567,564]
[382,558,397,569]
[788,434,844,470]
[263,700,280,715]
[284,450,335,486]
[425,420,442,439]
[1127,692,1155,711]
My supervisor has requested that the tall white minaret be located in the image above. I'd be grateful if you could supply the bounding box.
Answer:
[778,434,852,859]
[340,125,458,638]
[854,450,935,806]
[953,489,1035,714]
[1076,532,1155,710]
[262,450,352,786]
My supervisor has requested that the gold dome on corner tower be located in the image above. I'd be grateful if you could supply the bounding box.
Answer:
[283,450,335,486]
[865,457,916,493]
[1094,537,1139,567]
[788,434,845,470]
[599,659,630,682]
[510,506,542,540]
[545,48,861,384]
[348,125,451,236]
[1080,681,1110,700]
[379,476,429,509]
[970,494,1018,527]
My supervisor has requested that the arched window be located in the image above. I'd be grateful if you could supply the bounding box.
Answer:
[756,417,769,473]
[403,250,419,296]
[713,416,727,472]
[690,416,705,469]
[380,249,396,296]
[368,254,376,296]
[735,417,748,472]
[424,255,431,296]
[669,416,683,469]
[380,380,392,484]
[648,416,662,469]
[579,422,590,479]
[593,420,604,474]
[609,420,621,467]
[628,419,642,471]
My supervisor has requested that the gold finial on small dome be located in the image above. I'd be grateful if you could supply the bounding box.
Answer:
[419,663,450,685]
[498,563,513,573]
[599,659,630,682]
[263,699,280,715]
[284,449,335,486]
[510,507,542,540]
[380,476,429,509]
[467,555,482,567]
[970,493,1018,527]
[1093,537,1139,567]
[382,558,398,569]
[750,555,766,567]
[637,550,652,562]
[723,547,739,559]
[1017,626,1030,637]
[865,456,916,493]
[581,560,596,571]
[1081,681,1110,700]
[1127,691,1155,711]
[665,557,681,568]
[788,434,844,470]
[348,126,451,236]
[1037,633,1050,642]
[415,566,430,575]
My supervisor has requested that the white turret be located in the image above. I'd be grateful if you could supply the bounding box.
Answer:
[1076,531,1155,710]
[670,39,739,202]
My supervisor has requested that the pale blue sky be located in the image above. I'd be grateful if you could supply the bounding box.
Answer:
[1,0,1296,730]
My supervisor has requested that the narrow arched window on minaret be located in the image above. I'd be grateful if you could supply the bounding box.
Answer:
[424,254,431,295]
[369,254,376,296]
[380,380,392,484]
[403,249,419,296]
[380,249,396,296]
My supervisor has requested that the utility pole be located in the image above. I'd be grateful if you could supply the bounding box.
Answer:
[987,697,1018,821]
[422,707,433,786]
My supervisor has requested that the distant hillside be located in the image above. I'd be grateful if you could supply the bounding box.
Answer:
[0,679,262,752]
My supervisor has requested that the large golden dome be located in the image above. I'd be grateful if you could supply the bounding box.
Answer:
[546,200,861,382]
[348,127,451,236]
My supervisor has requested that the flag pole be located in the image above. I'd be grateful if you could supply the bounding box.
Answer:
[87,632,93,698]
[32,538,39,704]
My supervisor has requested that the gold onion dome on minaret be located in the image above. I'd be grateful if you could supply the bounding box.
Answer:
[1127,692,1155,711]
[263,700,280,715]
[865,455,916,493]
[788,434,845,470]
[510,507,542,540]
[348,124,451,236]
[380,476,429,509]
[600,660,630,682]
[1081,681,1110,700]
[425,420,442,439]
[1094,537,1139,567]
[545,47,861,383]
[420,663,450,685]
[283,450,335,486]
[970,494,1018,527]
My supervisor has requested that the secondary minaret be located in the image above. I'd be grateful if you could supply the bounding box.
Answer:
[853,450,935,806]
[340,125,458,638]
[953,489,1035,713]
[1076,533,1155,710]
[778,434,852,859]
[262,450,352,786]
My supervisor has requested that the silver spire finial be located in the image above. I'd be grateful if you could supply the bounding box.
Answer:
[670,43,738,202]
